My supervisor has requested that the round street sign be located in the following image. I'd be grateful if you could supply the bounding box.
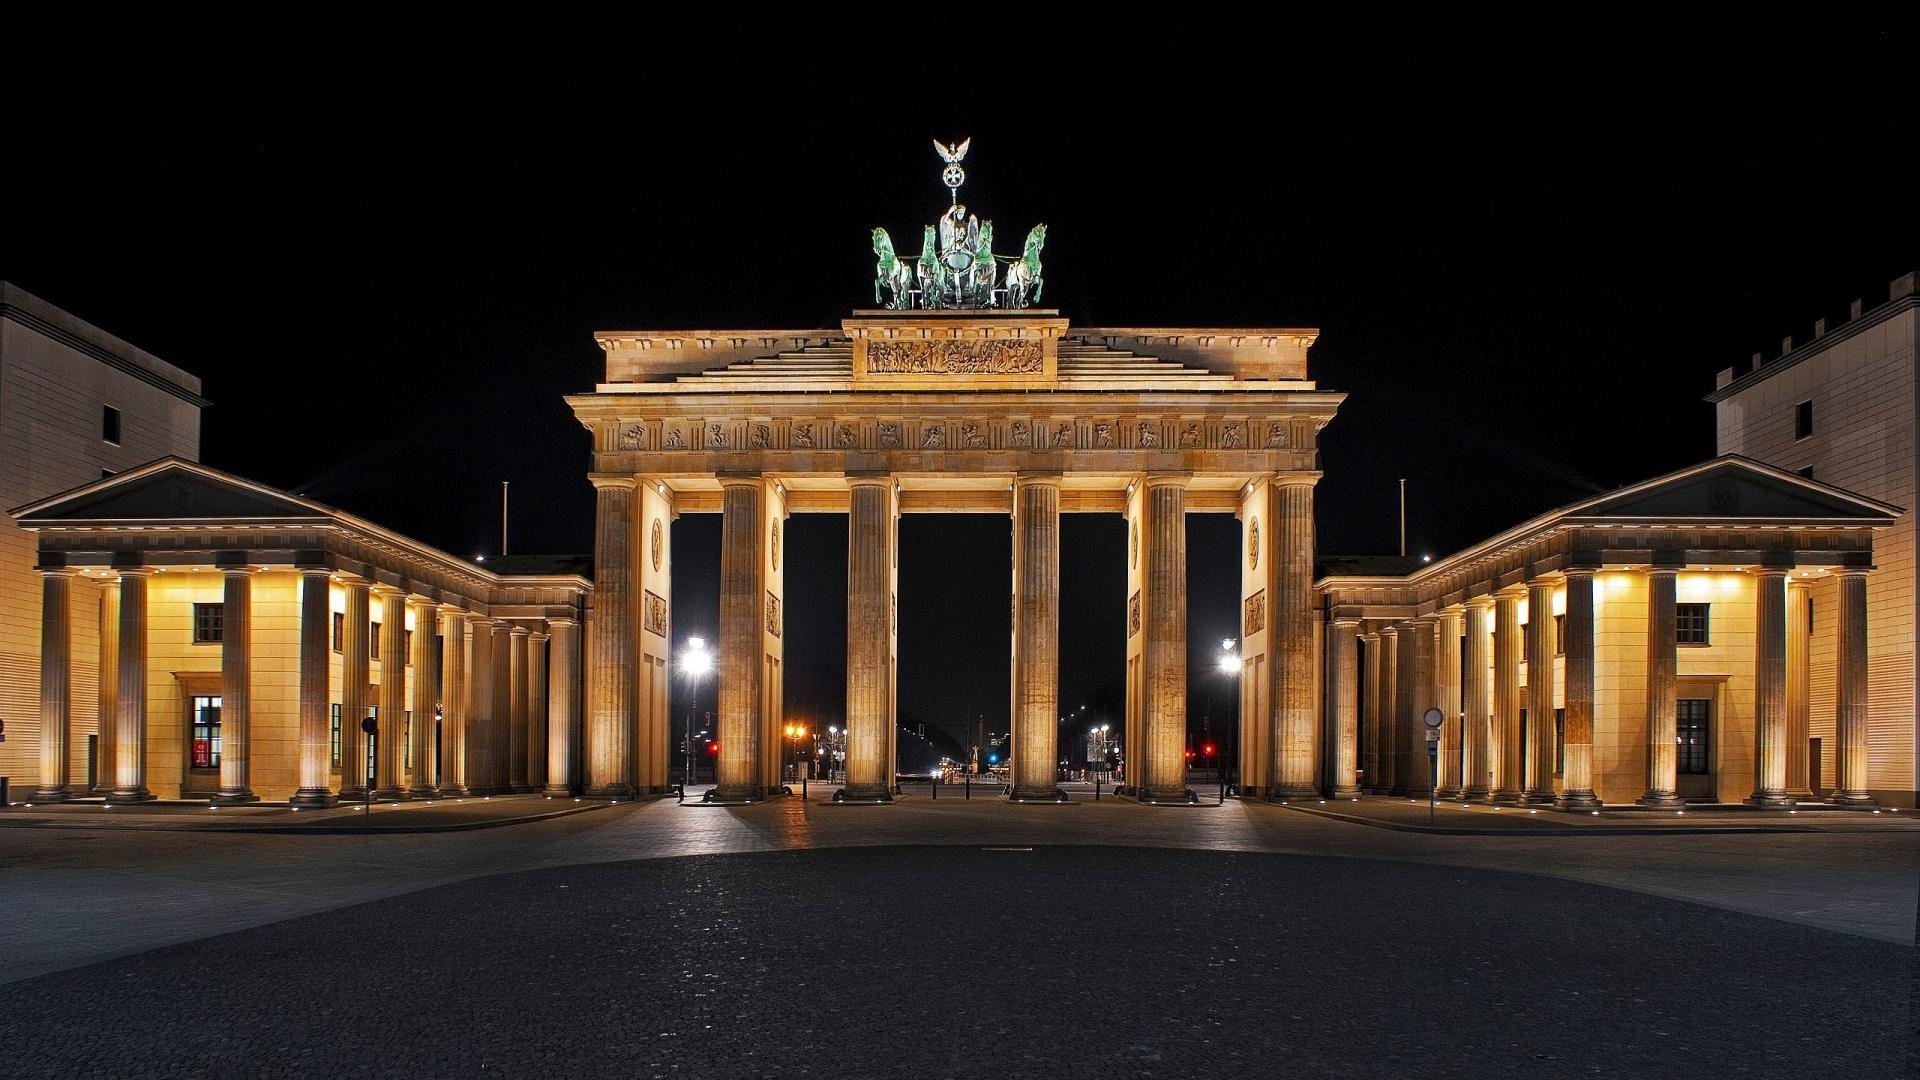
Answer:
[360,716,379,735]
[1422,707,1444,729]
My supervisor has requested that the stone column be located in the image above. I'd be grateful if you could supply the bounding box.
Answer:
[292,568,335,807]
[95,580,119,795]
[1462,601,1491,799]
[527,630,549,793]
[1436,609,1463,798]
[1273,475,1319,800]
[1359,629,1381,792]
[338,580,372,800]
[214,566,258,803]
[1555,568,1601,810]
[586,476,637,798]
[1374,625,1399,793]
[109,567,155,803]
[1141,475,1190,803]
[1522,579,1557,804]
[1012,474,1066,802]
[468,613,496,792]
[408,598,438,798]
[374,590,408,800]
[1638,564,1683,807]
[1785,581,1813,799]
[1491,588,1523,802]
[544,616,580,797]
[35,567,74,802]
[715,477,768,801]
[509,624,530,792]
[439,609,469,796]
[1327,617,1362,797]
[489,620,512,794]
[1831,569,1876,808]
[1392,621,1418,795]
[844,477,897,802]
[1745,567,1793,807]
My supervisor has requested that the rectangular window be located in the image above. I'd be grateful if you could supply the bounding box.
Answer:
[190,694,222,769]
[1795,400,1813,439]
[1518,707,1527,765]
[331,612,344,652]
[404,629,414,666]
[404,710,412,769]
[1676,603,1710,645]
[1676,698,1710,774]
[1553,614,1565,657]
[1554,708,1566,777]
[330,704,342,766]
[102,404,121,444]
[1807,597,1815,635]
[370,622,381,660]
[193,603,224,644]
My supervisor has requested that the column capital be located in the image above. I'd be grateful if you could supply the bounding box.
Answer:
[1330,615,1363,630]
[529,631,550,643]
[588,474,639,491]
[510,624,532,639]
[1525,571,1562,587]
[1751,565,1790,580]
[716,472,767,488]
[844,472,895,489]
[1272,471,1322,489]
[1495,582,1528,598]
[1377,623,1400,639]
[35,564,76,578]
[114,565,154,580]
[1833,565,1872,579]
[1142,472,1191,489]
[544,614,579,629]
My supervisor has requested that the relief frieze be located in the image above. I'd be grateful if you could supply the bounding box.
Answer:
[1010,419,1032,447]
[867,338,1043,375]
[921,425,946,449]
[644,589,668,636]
[618,423,647,450]
[836,423,858,449]
[1245,590,1266,636]
[765,592,782,637]
[1128,590,1142,638]
[879,422,901,449]
[749,424,770,449]
[793,423,815,448]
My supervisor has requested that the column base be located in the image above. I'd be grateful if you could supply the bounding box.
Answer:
[1743,792,1796,809]
[210,790,259,805]
[704,786,769,804]
[1327,785,1363,799]
[1009,788,1069,803]
[1272,784,1319,802]
[1554,791,1602,811]
[437,784,470,798]
[585,783,635,799]
[1459,786,1489,800]
[1829,792,1879,810]
[336,787,370,802]
[1519,789,1558,805]
[370,788,409,801]
[28,789,72,803]
[1141,787,1198,805]
[835,787,893,804]
[289,789,337,808]
[1635,791,1686,808]
[541,785,575,798]
[106,790,157,804]
[408,786,439,801]
[1487,790,1522,804]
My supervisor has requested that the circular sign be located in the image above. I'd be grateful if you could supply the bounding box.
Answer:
[1421,707,1445,730]
[360,716,379,735]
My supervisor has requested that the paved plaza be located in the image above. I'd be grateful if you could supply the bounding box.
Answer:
[1,793,1915,1077]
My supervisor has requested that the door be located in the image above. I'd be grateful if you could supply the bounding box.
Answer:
[1676,697,1712,801]
[184,694,222,795]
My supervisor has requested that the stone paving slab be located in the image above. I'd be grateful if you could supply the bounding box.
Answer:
[0,794,614,833]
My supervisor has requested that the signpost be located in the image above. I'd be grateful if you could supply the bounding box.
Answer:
[361,716,378,821]
[1422,707,1444,823]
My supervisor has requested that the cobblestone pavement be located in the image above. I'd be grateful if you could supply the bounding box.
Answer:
[0,845,1912,1079]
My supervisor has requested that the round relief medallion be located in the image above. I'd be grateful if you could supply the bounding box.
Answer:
[651,519,663,571]
[1130,519,1139,569]
[1249,517,1260,571]
[772,519,781,570]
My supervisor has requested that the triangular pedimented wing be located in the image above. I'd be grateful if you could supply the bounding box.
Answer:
[1565,456,1900,525]
[12,458,331,525]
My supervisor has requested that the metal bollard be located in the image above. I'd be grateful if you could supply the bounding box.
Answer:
[1095,778,1101,801]
[931,775,937,800]
[964,775,971,800]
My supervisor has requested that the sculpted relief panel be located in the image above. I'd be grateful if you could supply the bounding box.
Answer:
[867,338,1042,375]
[610,414,1316,458]
[644,590,669,637]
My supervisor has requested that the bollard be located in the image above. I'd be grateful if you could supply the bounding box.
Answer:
[931,775,937,800]
[964,775,971,800]
[1094,778,1101,802]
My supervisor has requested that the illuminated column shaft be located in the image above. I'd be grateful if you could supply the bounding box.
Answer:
[527,630,549,792]
[1360,630,1381,791]
[1522,579,1557,804]
[466,613,495,792]
[489,621,512,793]
[409,598,438,797]
[1392,622,1417,795]
[844,477,897,802]
[716,477,769,800]
[214,567,257,803]
[585,477,637,798]
[1436,609,1463,798]
[110,567,154,802]
[1375,626,1399,793]
[292,569,335,806]
[95,581,119,795]
[1831,569,1876,808]
[1012,475,1064,801]
[338,580,371,799]
[509,624,530,791]
[1638,567,1682,807]
[35,568,74,801]
[1491,589,1522,801]
[439,610,469,796]
[1461,602,1491,799]
[1554,568,1600,809]
[1273,476,1319,799]
[1327,617,1361,797]
[544,617,580,797]
[1785,581,1813,799]
[1745,568,1793,807]
[374,590,407,799]
[1141,476,1190,802]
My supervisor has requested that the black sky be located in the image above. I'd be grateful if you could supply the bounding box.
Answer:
[7,38,1915,754]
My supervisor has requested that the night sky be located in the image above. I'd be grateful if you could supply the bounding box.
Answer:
[8,45,1914,759]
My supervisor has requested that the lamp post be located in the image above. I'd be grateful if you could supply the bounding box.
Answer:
[1216,638,1239,796]
[680,637,713,796]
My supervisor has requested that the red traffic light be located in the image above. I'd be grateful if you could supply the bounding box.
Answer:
[1202,743,1216,757]
[707,741,721,756]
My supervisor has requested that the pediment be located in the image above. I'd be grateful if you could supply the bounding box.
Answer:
[1567,458,1898,524]
[14,460,326,524]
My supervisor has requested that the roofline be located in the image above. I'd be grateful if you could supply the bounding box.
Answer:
[1705,291,1918,404]
[0,282,210,408]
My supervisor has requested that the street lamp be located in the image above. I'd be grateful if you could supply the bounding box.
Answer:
[680,637,713,793]
[1217,638,1239,799]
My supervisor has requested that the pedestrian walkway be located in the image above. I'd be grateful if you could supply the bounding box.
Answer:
[0,794,611,833]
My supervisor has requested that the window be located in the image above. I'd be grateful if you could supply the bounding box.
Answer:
[1797,465,1814,480]
[1553,614,1565,656]
[1554,708,1566,777]
[370,622,381,660]
[1807,598,1815,634]
[190,695,222,769]
[193,603,224,644]
[404,711,412,769]
[404,628,414,665]
[1676,698,1710,774]
[1676,603,1710,645]
[331,612,344,652]
[102,405,121,444]
[1795,400,1813,439]
[330,704,342,766]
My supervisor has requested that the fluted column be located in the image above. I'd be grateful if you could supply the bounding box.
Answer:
[1391,621,1418,795]
[291,569,335,806]
[1555,568,1601,810]
[1831,569,1876,808]
[35,567,75,802]
[1360,629,1382,791]
[1638,565,1683,807]
[1327,617,1361,797]
[544,616,579,797]
[408,598,438,798]
[509,624,530,791]
[373,590,407,799]
[95,580,119,794]
[438,609,469,796]
[1785,581,1813,799]
[1436,609,1463,798]
[1141,476,1190,803]
[844,477,897,802]
[1012,474,1066,802]
[715,477,769,800]
[586,476,637,798]
[214,567,258,803]
[1745,568,1793,807]
[1273,475,1319,799]
[1491,588,1523,802]
[1374,625,1399,793]
[338,580,371,800]
[489,620,512,793]
[527,630,548,793]
[1522,579,1557,804]
[108,567,155,803]
[1462,601,1491,799]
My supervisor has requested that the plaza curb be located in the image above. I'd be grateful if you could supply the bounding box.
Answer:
[0,800,615,835]
[1271,800,1816,836]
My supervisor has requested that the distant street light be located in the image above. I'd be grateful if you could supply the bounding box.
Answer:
[680,637,713,793]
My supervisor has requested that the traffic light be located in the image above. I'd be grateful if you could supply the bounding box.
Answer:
[707,741,720,757]
[1202,742,1216,757]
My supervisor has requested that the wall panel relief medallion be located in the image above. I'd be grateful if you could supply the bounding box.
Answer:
[665,427,686,450]
[1178,422,1203,448]
[1222,422,1244,449]
[651,518,663,571]
[793,423,816,448]
[643,590,669,636]
[1094,422,1114,448]
[922,424,946,449]
[1248,517,1259,570]
[771,519,781,570]
[867,338,1043,374]
[879,422,901,449]
[1244,590,1267,636]
[1128,590,1142,638]
[707,423,730,448]
[962,422,988,448]
[1052,422,1073,448]
[1137,421,1161,448]
[836,423,858,449]
[749,424,771,449]
[765,592,782,637]
[618,423,646,450]
[1265,422,1288,448]
[1010,419,1032,447]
